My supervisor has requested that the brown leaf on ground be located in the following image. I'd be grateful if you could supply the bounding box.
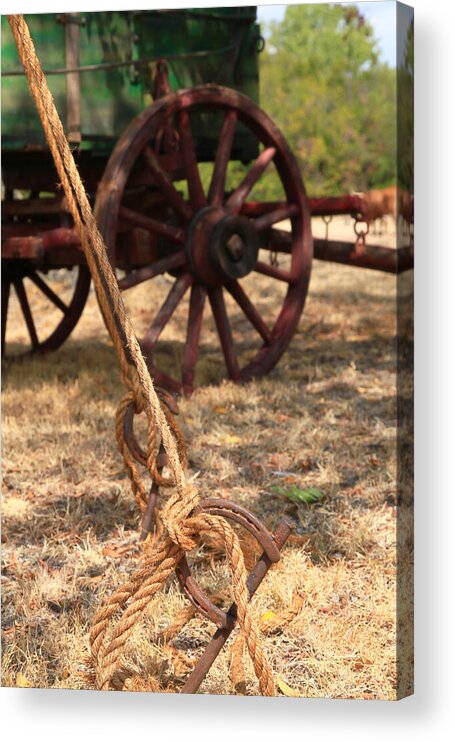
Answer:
[102,544,135,559]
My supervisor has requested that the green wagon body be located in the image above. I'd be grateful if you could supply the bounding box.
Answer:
[1,8,260,159]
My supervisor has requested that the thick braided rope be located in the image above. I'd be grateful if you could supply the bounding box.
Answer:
[9,14,275,695]
[90,536,181,671]
[229,590,304,692]
[194,514,275,697]
[90,513,275,695]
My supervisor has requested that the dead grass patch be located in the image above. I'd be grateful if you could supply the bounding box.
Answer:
[1,254,409,698]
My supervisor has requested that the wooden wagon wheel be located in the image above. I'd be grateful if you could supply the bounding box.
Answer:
[1,260,91,358]
[1,189,92,359]
[95,85,313,394]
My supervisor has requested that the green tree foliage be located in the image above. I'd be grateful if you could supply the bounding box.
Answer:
[258,3,397,197]
[397,18,413,191]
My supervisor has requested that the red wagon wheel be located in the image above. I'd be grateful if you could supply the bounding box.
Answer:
[1,189,92,359]
[95,85,312,394]
[1,260,91,358]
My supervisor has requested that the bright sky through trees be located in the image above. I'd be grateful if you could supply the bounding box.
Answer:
[257,2,396,67]
[255,3,399,194]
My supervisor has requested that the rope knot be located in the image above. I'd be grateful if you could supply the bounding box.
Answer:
[160,486,200,552]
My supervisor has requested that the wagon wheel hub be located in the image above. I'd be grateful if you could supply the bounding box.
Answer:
[186,207,259,287]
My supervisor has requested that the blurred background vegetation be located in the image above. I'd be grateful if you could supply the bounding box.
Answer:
[257,3,398,197]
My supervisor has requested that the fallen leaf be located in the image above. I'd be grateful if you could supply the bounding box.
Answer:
[276,674,301,697]
[261,610,276,622]
[89,574,104,584]
[224,435,242,445]
[271,485,325,505]
[102,544,134,558]
[319,606,332,614]
[287,533,312,547]
[16,672,31,688]
[352,656,373,671]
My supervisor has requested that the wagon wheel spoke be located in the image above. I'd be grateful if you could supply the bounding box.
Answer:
[254,261,295,283]
[208,110,238,207]
[1,280,11,356]
[240,201,286,218]
[143,272,193,350]
[13,279,39,350]
[182,283,207,394]
[118,252,187,292]
[26,269,69,314]
[119,206,186,244]
[143,145,193,223]
[225,147,276,214]
[177,110,207,212]
[225,280,272,345]
[208,287,240,381]
[252,203,299,232]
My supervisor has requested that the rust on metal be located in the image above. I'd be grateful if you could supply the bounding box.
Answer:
[175,498,282,628]
[120,395,294,694]
[140,476,160,541]
[121,388,180,536]
[180,514,294,694]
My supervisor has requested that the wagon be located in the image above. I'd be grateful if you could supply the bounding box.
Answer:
[1,8,411,393]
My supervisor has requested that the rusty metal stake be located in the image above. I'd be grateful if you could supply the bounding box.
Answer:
[139,444,167,541]
[180,517,294,694]
[140,482,159,541]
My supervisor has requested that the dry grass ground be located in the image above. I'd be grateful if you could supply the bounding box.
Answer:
[1,218,410,698]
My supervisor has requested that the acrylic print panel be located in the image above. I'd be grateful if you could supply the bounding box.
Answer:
[1,1,413,699]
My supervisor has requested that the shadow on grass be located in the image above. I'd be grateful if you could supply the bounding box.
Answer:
[2,300,399,568]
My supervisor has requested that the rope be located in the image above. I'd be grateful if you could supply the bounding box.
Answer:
[8,14,276,695]
[7,15,187,496]
[229,592,304,693]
